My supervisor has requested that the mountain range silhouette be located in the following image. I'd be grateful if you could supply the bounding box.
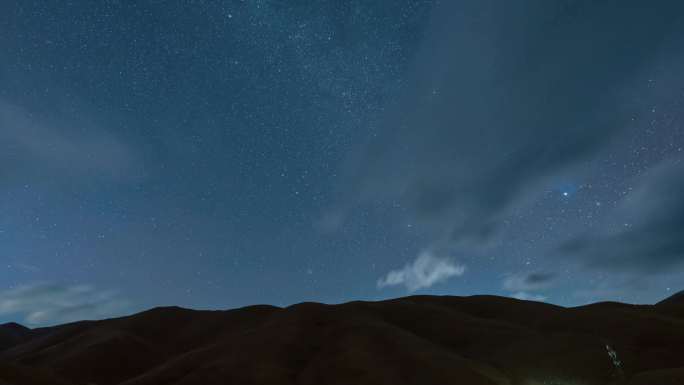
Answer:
[1,292,684,385]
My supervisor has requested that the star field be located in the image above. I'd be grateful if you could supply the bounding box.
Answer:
[1,1,683,325]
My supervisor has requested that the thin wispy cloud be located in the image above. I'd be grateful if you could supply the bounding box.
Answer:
[0,99,138,186]
[511,292,547,302]
[503,272,556,292]
[0,282,130,326]
[501,272,555,302]
[377,251,465,292]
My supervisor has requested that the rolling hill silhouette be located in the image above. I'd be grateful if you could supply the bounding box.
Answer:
[1,293,683,385]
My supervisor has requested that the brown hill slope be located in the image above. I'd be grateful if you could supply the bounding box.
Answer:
[1,294,684,385]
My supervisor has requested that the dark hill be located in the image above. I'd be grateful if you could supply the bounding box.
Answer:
[657,290,684,305]
[1,294,684,385]
[0,322,32,351]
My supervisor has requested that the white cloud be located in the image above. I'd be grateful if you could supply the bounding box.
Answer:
[0,282,130,326]
[511,292,547,302]
[377,251,465,292]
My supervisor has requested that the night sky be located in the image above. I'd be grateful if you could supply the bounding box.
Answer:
[1,1,683,326]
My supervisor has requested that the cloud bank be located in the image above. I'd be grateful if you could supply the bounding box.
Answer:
[341,1,683,249]
[0,282,130,326]
[377,251,465,292]
[561,160,684,273]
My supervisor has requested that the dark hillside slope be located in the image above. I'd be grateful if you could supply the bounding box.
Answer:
[1,294,683,385]
[657,289,684,305]
[0,323,32,351]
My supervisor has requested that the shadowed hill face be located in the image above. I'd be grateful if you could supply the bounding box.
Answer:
[657,290,684,305]
[0,295,683,385]
[0,362,74,385]
[0,322,32,351]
